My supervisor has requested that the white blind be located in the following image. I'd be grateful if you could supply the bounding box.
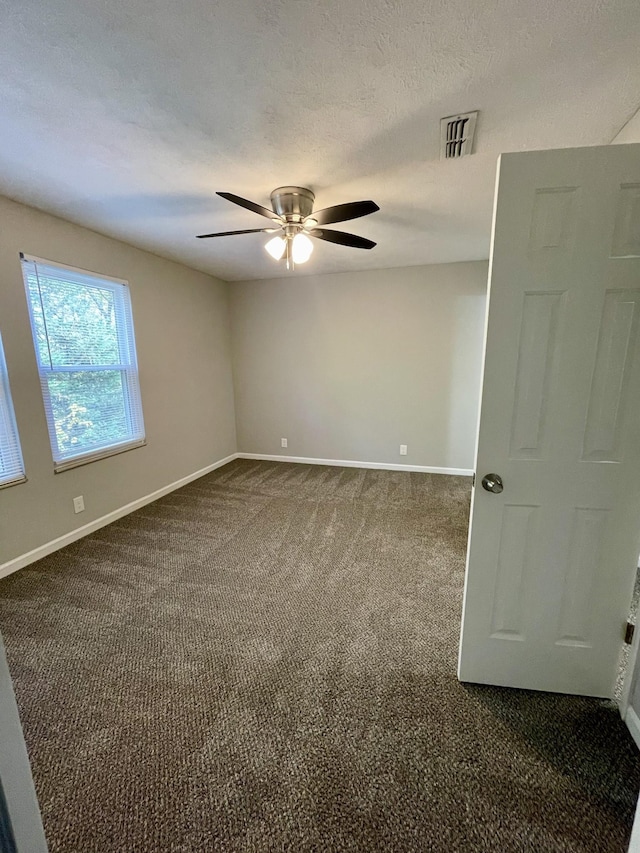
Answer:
[21,255,145,470]
[0,333,25,487]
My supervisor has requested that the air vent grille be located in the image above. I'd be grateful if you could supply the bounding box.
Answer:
[440,111,478,159]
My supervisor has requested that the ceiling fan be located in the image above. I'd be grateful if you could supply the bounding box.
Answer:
[197,187,379,270]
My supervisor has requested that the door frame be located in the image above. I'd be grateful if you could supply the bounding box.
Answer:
[0,632,48,852]
[619,564,640,748]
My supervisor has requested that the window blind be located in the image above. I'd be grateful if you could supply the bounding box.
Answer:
[21,255,145,471]
[0,333,25,488]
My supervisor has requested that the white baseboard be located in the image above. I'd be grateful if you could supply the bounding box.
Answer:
[0,454,238,581]
[237,453,473,477]
[625,706,640,751]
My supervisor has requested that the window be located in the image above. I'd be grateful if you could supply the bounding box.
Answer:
[0,333,25,487]
[21,255,145,471]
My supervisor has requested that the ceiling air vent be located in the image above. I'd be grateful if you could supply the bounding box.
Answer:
[440,111,478,159]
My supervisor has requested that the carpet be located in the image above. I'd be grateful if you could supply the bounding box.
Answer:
[0,459,638,852]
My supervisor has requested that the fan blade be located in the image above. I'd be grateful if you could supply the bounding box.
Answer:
[309,228,376,250]
[309,200,379,226]
[196,228,274,239]
[216,192,276,220]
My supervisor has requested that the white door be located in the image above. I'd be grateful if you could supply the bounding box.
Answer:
[458,143,640,697]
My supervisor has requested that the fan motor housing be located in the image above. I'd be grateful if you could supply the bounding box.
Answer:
[271,186,315,221]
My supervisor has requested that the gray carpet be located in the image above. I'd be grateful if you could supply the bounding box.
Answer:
[0,459,638,852]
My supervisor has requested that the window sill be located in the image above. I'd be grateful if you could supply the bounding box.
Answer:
[0,475,27,490]
[53,439,146,473]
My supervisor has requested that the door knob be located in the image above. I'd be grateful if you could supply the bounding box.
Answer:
[481,473,503,494]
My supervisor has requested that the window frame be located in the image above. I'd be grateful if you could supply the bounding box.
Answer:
[0,332,26,489]
[21,254,146,473]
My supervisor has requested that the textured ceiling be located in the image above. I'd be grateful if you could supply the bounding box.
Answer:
[1,0,639,281]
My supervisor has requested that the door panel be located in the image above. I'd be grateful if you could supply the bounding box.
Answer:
[459,144,640,697]
[555,507,607,647]
[611,183,640,257]
[509,290,565,459]
[583,290,640,461]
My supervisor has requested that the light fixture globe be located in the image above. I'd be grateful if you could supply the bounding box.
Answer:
[265,235,286,260]
[292,233,313,264]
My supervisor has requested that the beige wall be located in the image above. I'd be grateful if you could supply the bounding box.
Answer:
[230,262,488,470]
[0,195,237,565]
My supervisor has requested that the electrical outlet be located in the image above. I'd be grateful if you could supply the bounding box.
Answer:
[73,495,85,514]
[400,444,408,456]
[281,438,288,448]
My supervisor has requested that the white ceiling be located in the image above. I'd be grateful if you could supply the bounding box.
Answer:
[1,0,639,281]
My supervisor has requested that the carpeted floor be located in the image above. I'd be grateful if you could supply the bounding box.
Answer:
[0,459,639,852]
